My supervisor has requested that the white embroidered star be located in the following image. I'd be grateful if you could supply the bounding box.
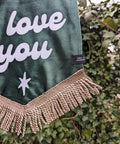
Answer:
[18,72,31,96]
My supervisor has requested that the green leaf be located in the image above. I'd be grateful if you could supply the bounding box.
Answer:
[109,132,118,138]
[37,133,44,143]
[114,34,120,40]
[55,120,62,128]
[81,103,88,108]
[103,31,115,39]
[52,130,57,139]
[103,39,111,47]
[82,129,92,139]
[82,116,88,121]
[93,121,99,128]
[108,21,117,29]
[101,17,112,28]
[45,128,52,136]
[46,137,52,144]
[78,0,87,7]
[59,132,64,139]
[78,110,83,116]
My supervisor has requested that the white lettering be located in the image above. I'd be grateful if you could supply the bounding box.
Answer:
[32,14,49,33]
[6,11,66,36]
[2,10,66,73]
[0,44,14,73]
[16,17,32,35]
[30,41,53,60]
[40,41,53,59]
[0,41,53,73]
[6,11,17,36]
[14,43,30,61]
[49,12,66,31]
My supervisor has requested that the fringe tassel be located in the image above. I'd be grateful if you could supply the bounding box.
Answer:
[0,69,102,136]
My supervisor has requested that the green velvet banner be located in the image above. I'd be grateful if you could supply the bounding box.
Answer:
[0,0,83,105]
[0,0,101,136]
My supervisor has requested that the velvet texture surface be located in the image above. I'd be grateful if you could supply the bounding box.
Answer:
[0,0,83,105]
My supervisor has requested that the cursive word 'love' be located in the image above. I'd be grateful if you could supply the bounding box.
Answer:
[6,11,66,36]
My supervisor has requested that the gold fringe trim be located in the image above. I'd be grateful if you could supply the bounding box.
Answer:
[0,69,102,136]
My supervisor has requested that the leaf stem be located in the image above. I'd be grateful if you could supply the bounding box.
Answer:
[62,112,79,120]
[88,0,93,5]
[87,41,92,59]
[72,120,81,140]
[92,14,120,34]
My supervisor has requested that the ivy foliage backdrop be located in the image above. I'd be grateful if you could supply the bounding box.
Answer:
[0,0,120,143]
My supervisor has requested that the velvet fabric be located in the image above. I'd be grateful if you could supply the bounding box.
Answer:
[0,0,83,105]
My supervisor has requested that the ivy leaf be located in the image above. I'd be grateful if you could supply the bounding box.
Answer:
[82,129,92,139]
[55,120,62,128]
[59,132,64,139]
[103,39,111,47]
[82,116,88,121]
[114,34,120,40]
[81,103,88,108]
[52,130,57,139]
[46,137,52,144]
[78,110,83,116]
[103,31,115,39]
[78,0,87,7]
[101,17,112,28]
[37,133,44,143]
